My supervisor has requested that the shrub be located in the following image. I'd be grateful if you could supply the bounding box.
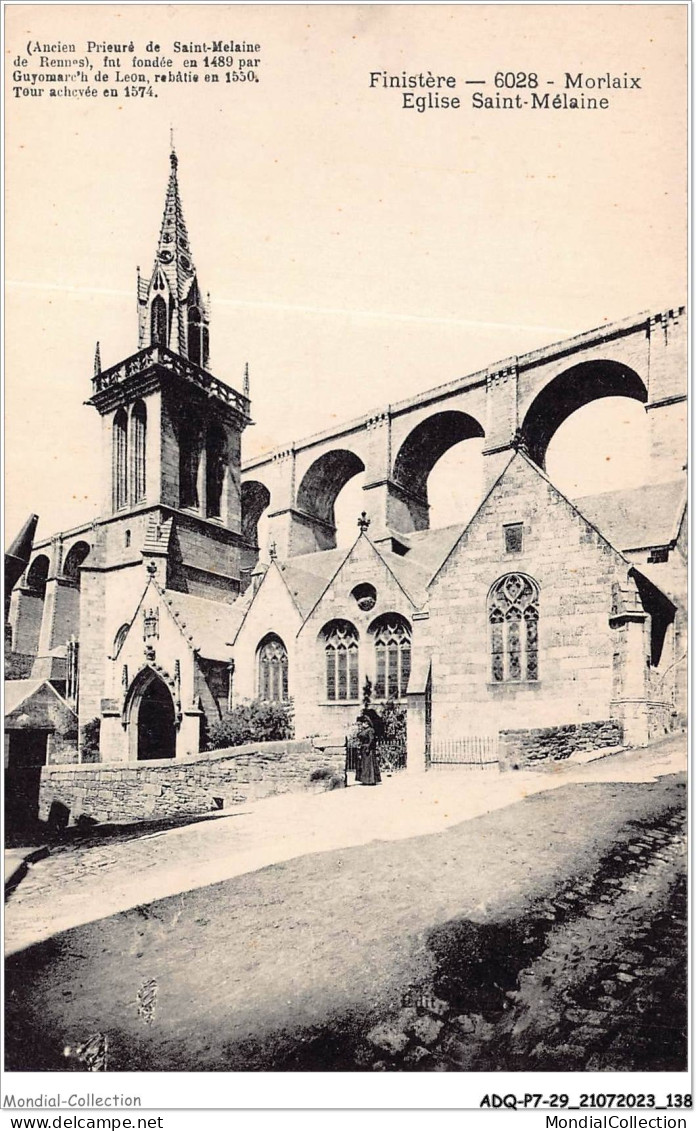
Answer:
[207,698,294,750]
[378,699,407,744]
[80,716,101,762]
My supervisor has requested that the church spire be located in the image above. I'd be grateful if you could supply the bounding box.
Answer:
[137,144,210,367]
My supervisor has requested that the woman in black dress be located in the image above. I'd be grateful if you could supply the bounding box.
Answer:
[354,713,381,786]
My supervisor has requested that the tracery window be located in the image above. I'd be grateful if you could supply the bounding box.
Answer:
[130,401,147,504]
[151,295,168,347]
[323,620,359,702]
[257,634,289,702]
[113,408,128,510]
[488,574,539,683]
[371,614,411,700]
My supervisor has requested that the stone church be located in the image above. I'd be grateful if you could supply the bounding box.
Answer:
[5,150,687,815]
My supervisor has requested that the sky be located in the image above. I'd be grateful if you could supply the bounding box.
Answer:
[5,4,686,545]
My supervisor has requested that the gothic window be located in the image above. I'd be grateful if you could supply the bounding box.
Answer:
[488,574,539,683]
[179,422,200,509]
[205,424,226,519]
[151,295,168,347]
[130,401,147,504]
[113,408,128,510]
[257,634,289,702]
[188,306,207,368]
[322,620,359,702]
[370,614,412,700]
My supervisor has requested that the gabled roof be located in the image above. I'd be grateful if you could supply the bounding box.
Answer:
[273,529,449,618]
[4,678,75,723]
[427,450,638,589]
[5,679,44,716]
[572,480,686,551]
[164,590,249,661]
[394,523,467,578]
[275,560,335,619]
[281,546,348,580]
[374,550,431,608]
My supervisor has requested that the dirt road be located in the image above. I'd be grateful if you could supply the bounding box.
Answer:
[5,738,686,1073]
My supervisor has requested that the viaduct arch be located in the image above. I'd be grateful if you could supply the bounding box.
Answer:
[519,360,648,468]
[241,307,685,560]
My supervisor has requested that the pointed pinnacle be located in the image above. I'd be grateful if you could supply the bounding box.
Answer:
[243,362,250,397]
[94,341,101,376]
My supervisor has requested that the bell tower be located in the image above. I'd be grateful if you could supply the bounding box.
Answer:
[87,145,252,587]
[137,145,211,367]
[77,146,252,734]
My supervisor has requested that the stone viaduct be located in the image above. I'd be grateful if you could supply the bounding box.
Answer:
[241,307,686,558]
[10,304,686,664]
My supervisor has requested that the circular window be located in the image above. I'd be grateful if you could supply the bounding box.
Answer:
[180,256,191,272]
[158,249,173,264]
[351,583,377,612]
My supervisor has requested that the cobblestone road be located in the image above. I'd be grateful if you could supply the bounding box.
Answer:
[357,805,687,1072]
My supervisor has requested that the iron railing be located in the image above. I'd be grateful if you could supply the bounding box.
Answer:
[428,734,499,768]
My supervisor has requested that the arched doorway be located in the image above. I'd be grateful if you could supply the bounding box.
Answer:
[131,672,176,761]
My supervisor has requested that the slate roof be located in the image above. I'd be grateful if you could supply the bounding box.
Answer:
[260,521,471,617]
[4,679,44,716]
[376,550,431,607]
[163,590,249,660]
[275,560,337,618]
[572,480,685,552]
[4,679,75,723]
[396,523,467,577]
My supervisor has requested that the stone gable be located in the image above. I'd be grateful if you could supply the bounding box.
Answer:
[422,453,638,739]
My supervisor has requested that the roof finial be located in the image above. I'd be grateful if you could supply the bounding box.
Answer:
[269,540,277,560]
[357,511,371,533]
[169,126,177,169]
[94,341,101,376]
[243,362,250,397]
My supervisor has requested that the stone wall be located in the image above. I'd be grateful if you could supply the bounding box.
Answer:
[499,719,624,770]
[646,700,674,741]
[38,737,346,826]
